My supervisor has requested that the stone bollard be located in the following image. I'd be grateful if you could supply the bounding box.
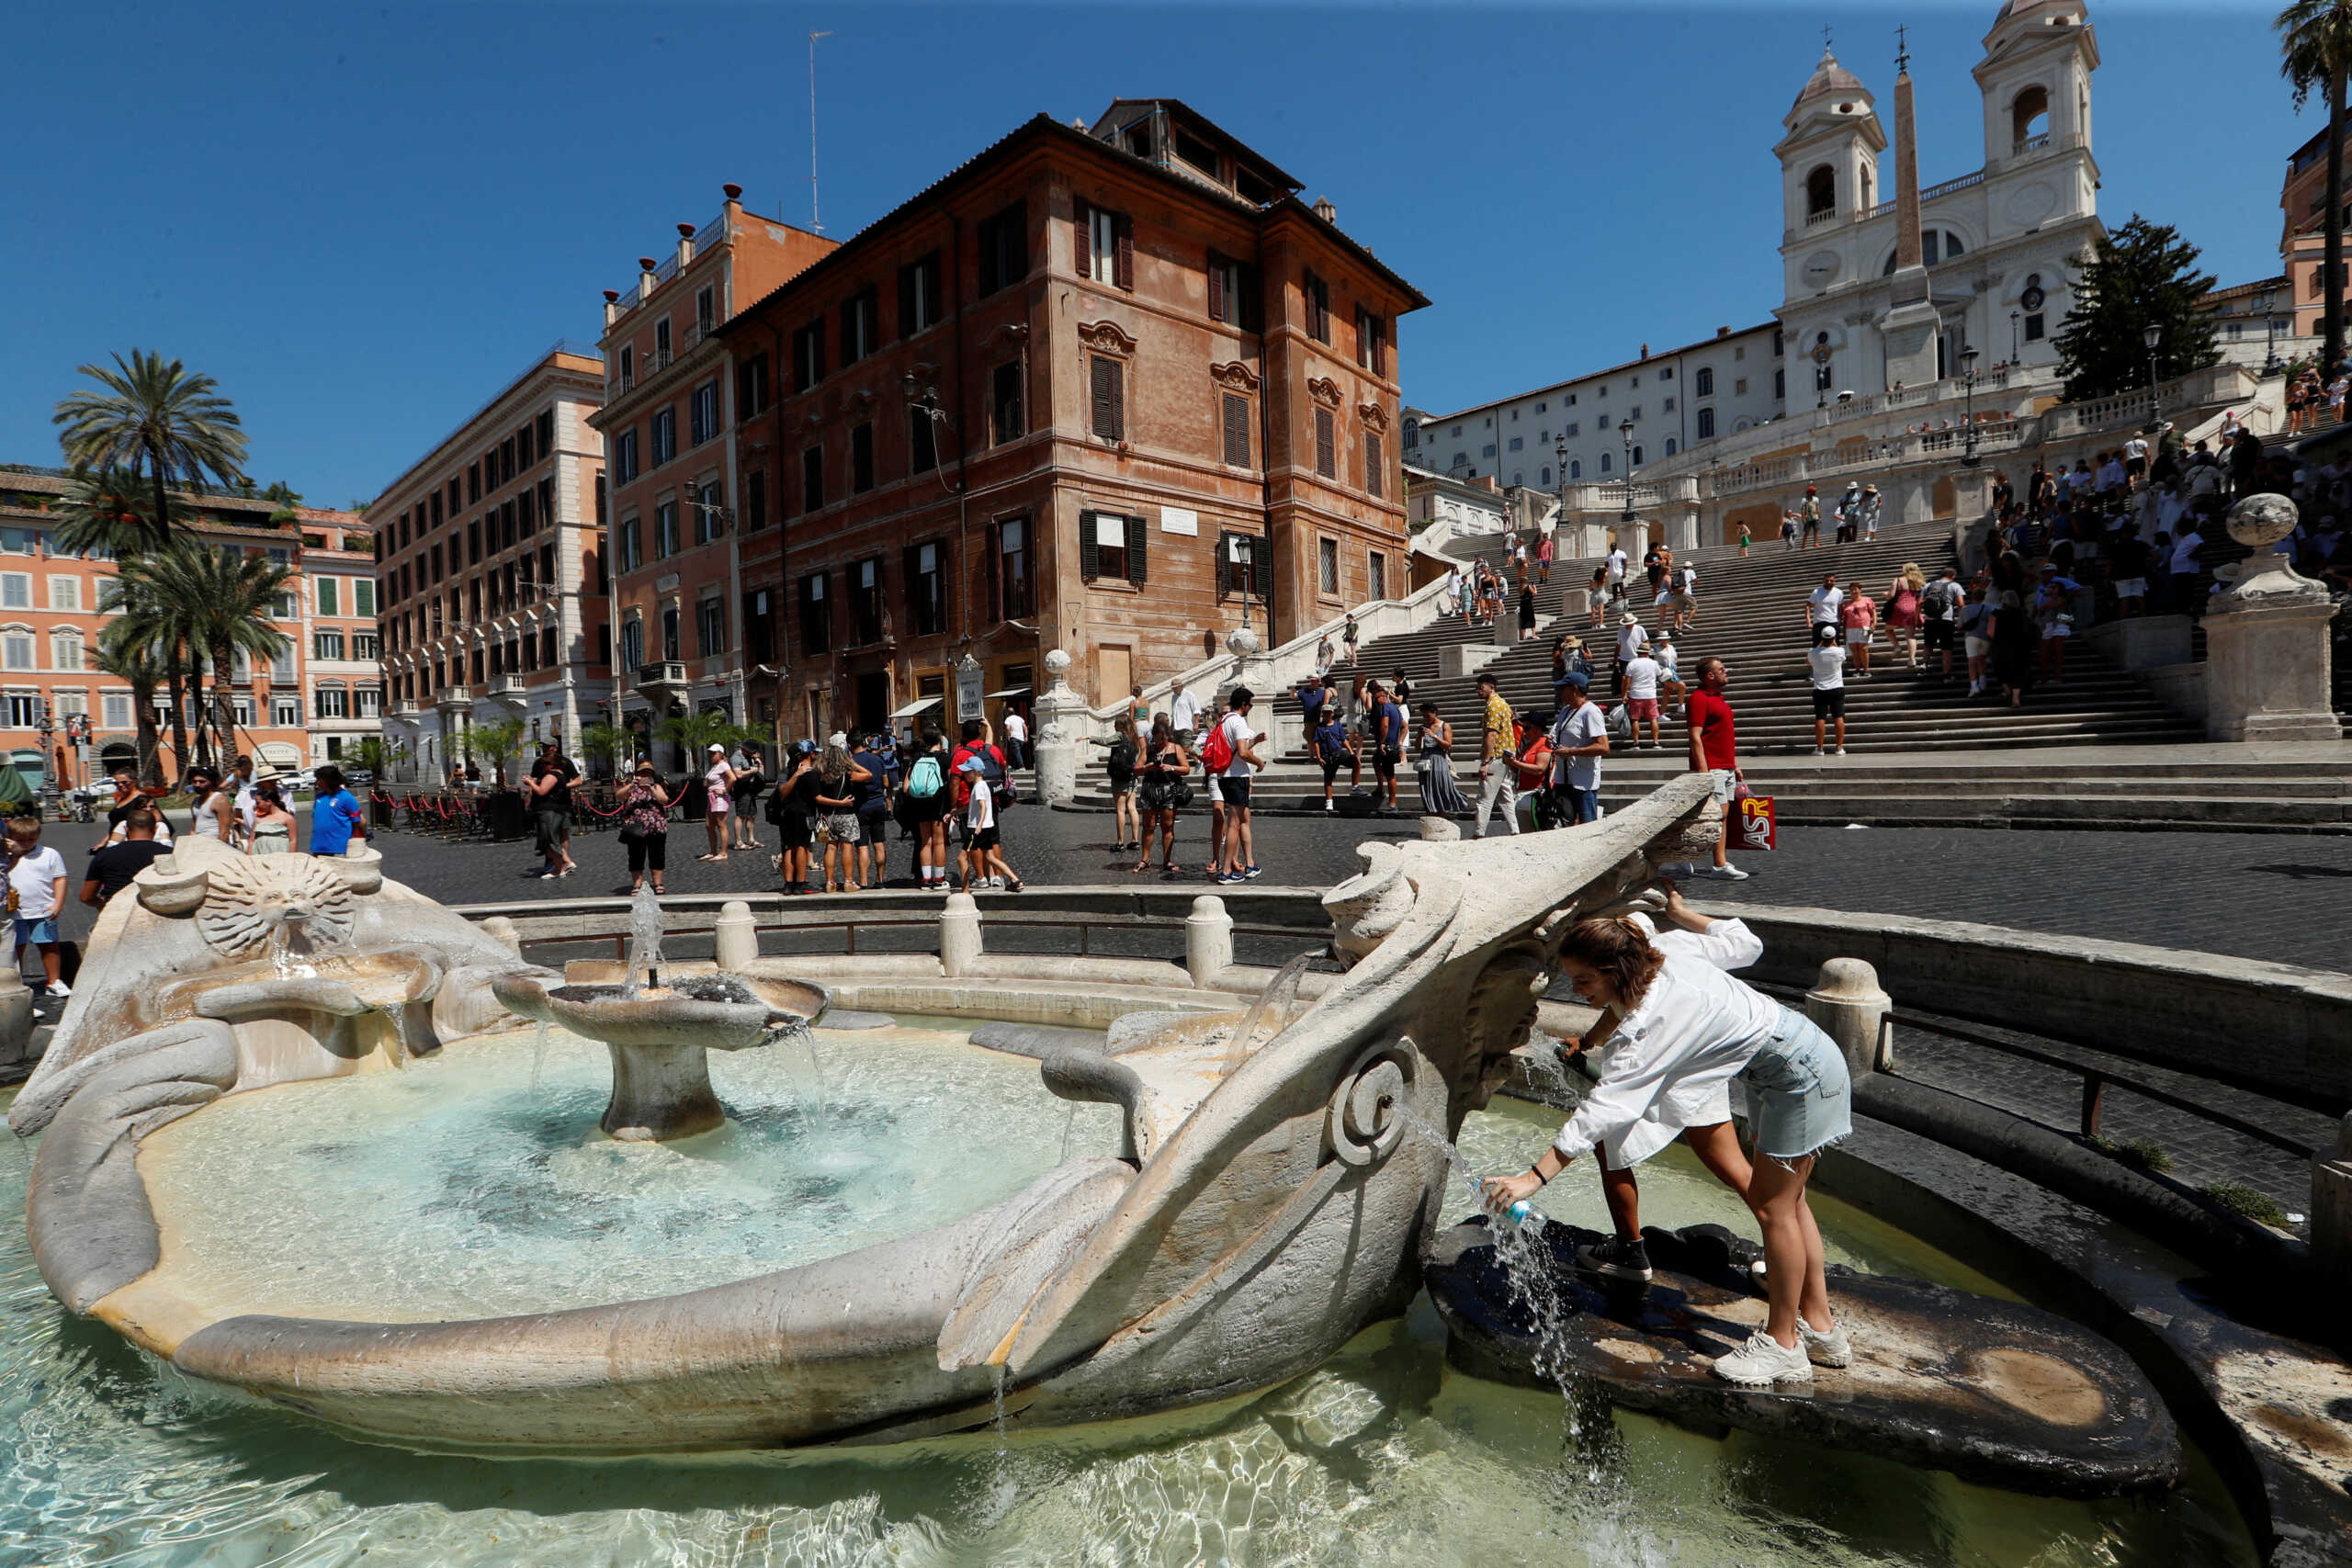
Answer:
[1804,957,1893,1078]
[1417,815,1460,841]
[1185,896,1234,987]
[480,915,522,957]
[0,966,30,1077]
[713,900,758,973]
[940,892,982,978]
[1560,587,1590,621]
[2312,1113,2352,1285]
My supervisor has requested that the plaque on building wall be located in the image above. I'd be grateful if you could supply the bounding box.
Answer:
[1160,506,1199,536]
[955,659,985,725]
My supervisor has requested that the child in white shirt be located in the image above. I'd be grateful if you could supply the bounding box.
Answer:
[6,818,70,997]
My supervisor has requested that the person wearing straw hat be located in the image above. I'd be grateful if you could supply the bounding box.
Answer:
[245,765,300,856]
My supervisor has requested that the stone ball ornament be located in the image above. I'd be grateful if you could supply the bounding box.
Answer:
[1226,626,1261,658]
[2225,492,2297,550]
[1043,648,1072,680]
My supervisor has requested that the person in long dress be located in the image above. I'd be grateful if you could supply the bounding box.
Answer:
[246,773,299,855]
[1483,887,1854,1386]
[1412,702,1469,816]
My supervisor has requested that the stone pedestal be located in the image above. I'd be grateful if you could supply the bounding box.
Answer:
[1947,463,1993,526]
[1560,588,1590,621]
[604,1042,725,1142]
[480,916,522,956]
[713,900,758,973]
[0,966,30,1077]
[2081,614,2191,672]
[2201,592,2342,742]
[1439,644,1505,680]
[939,893,981,976]
[1665,508,1700,553]
[1615,516,1648,567]
[1805,957,1892,1078]
[1030,649,1093,808]
[1185,895,1233,987]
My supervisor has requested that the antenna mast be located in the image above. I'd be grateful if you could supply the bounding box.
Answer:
[808,30,833,233]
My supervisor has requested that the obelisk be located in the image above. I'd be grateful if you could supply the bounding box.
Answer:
[1879,30,1943,389]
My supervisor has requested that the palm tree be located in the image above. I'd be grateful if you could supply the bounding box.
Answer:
[655,710,753,775]
[94,620,170,788]
[51,468,161,561]
[51,350,248,552]
[2281,0,2352,379]
[104,573,198,780]
[577,721,625,779]
[115,542,291,770]
[470,718,527,787]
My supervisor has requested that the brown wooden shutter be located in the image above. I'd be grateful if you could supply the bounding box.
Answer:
[924,254,944,326]
[1074,199,1091,280]
[1079,511,1101,580]
[1114,214,1135,290]
[898,265,916,338]
[1367,433,1385,498]
[1316,409,1336,478]
[1091,355,1125,442]
[1223,393,1250,467]
[1125,513,1148,585]
[984,520,1002,622]
[1254,536,1274,602]
[1240,263,1261,333]
[1206,251,1225,322]
[902,544,922,624]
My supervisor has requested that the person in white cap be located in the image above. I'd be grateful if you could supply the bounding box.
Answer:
[699,742,736,862]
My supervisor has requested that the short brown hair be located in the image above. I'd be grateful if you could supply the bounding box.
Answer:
[1556,918,1666,1010]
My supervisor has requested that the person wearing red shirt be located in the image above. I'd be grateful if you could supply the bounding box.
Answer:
[1674,656,1747,881]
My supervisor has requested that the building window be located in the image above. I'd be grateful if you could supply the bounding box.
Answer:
[655,317,673,364]
[618,517,642,572]
[51,630,82,671]
[1805,164,1835,216]
[5,694,37,727]
[737,352,770,417]
[977,202,1027,297]
[353,632,379,660]
[1632,446,1645,466]
[909,406,938,474]
[1078,203,1131,288]
[655,500,678,558]
[661,604,680,661]
[314,630,345,660]
[1664,439,1677,457]
[1080,511,1146,585]
[1774,368,1787,400]
[899,251,944,333]
[1317,536,1340,594]
[618,345,635,391]
[908,541,945,636]
[801,446,825,513]
[1481,444,1496,459]
[1695,367,1714,396]
[1316,409,1337,479]
[1220,532,1266,600]
[1366,432,1385,499]
[651,407,676,466]
[852,558,884,644]
[799,574,830,656]
[793,321,826,390]
[690,381,719,446]
[1696,407,1715,439]
[317,576,340,616]
[991,363,1024,446]
[47,576,79,611]
[1208,252,1259,329]
[1355,310,1387,376]
[743,586,775,665]
[1541,466,1552,485]
[2024,313,2045,341]
[853,422,876,493]
[1090,355,1125,442]
[841,288,878,363]
[1369,551,1387,600]
[1507,437,1523,452]
[1304,270,1331,343]
[995,516,1034,619]
[619,615,645,671]
[695,481,723,545]
[103,692,132,729]
[697,596,727,657]
[313,686,349,719]
[1,576,28,611]
[1222,393,1251,467]
[742,469,767,532]
[1600,453,1611,473]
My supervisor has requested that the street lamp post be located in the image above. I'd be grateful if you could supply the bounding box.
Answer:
[1555,436,1570,553]
[2261,290,2283,377]
[1959,346,1983,468]
[2143,323,2164,434]
[1618,419,1636,524]
[2009,310,2020,366]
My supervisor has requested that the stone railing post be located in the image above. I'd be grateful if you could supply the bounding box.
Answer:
[2313,1114,2352,1285]
[1805,957,1892,1078]
[1030,649,1092,808]
[940,892,982,977]
[481,915,522,956]
[0,965,29,1077]
[1185,895,1233,987]
[2200,496,2344,742]
[714,900,757,973]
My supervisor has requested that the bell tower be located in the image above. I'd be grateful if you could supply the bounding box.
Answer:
[1975,1,2100,242]
[1775,45,1886,308]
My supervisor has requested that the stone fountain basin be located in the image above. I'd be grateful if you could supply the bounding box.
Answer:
[146,948,442,1029]
[492,972,829,1050]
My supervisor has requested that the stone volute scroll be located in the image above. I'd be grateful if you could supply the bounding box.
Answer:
[1306,376,1343,410]
[1075,320,1138,357]
[1209,361,1261,393]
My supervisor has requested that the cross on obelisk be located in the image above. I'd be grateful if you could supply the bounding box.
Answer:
[1895,23,1910,72]
[1823,22,1834,51]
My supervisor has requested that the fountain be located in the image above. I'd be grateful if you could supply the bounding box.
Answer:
[490,886,829,1141]
[3,769,2311,1562]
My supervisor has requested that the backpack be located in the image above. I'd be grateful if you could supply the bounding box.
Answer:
[907,754,944,799]
[1605,703,1633,739]
[972,744,1017,808]
[1107,738,1137,782]
[1202,719,1235,773]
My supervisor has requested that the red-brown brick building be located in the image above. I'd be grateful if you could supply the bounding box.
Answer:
[718,100,1426,739]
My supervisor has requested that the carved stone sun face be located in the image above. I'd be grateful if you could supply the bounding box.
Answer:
[195,856,356,959]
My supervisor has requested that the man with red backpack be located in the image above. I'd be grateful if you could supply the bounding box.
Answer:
[1204,687,1265,886]
[949,717,1018,889]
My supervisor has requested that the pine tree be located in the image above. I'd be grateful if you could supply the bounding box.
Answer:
[2053,217,2222,401]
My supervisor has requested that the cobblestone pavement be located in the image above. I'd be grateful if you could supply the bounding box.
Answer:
[33,808,2352,975]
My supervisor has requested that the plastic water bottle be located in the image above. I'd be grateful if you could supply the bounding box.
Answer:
[1505,1200,1544,1230]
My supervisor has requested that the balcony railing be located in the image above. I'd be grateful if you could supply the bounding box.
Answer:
[2014,132,2052,157]
[1804,207,1840,227]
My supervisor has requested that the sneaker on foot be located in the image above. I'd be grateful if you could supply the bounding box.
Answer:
[1575,1234,1654,1283]
[1244,864,1262,879]
[1703,863,1750,881]
[1833,747,1847,756]
[1797,1314,1852,1369]
[1657,861,1700,879]
[1812,747,1825,756]
[1216,872,1245,885]
[44,982,71,998]
[1712,1329,1812,1386]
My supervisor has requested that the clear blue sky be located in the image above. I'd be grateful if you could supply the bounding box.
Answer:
[0,2,2306,509]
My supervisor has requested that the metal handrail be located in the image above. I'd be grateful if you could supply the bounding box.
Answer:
[1874,1009,2318,1159]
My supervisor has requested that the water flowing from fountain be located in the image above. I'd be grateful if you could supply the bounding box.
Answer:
[529,1021,551,1090]
[621,885,666,997]
[1224,952,1315,1074]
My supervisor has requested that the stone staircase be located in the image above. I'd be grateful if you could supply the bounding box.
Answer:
[1060,513,2352,831]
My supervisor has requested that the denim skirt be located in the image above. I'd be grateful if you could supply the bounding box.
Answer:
[1737,1008,1853,1160]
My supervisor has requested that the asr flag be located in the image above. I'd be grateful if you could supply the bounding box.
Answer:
[1735,795,1777,852]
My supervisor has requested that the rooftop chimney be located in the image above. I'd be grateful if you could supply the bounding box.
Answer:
[603,288,621,328]
[677,222,696,268]
[1640,343,1651,359]
[1716,325,1731,337]
[1313,196,1337,224]
[723,183,742,202]
[639,257,658,296]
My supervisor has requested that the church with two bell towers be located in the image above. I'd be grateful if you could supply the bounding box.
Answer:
[1774,1,2104,402]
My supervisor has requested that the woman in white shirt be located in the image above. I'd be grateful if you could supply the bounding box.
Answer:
[1484,887,1853,1387]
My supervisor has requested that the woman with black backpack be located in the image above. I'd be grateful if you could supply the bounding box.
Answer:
[1132,716,1192,877]
[1107,715,1142,853]
[899,726,954,891]
[765,740,820,895]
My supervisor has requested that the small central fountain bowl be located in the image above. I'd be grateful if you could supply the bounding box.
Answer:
[492,970,830,1141]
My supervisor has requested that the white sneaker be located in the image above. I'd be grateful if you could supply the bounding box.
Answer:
[1812,747,1825,756]
[1797,1315,1852,1369]
[1658,861,1699,879]
[44,982,71,998]
[1713,1329,1813,1385]
[1833,747,1847,756]
[1703,863,1750,881]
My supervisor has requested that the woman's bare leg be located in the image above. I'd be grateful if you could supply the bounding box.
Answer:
[1741,1153,1833,1348]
